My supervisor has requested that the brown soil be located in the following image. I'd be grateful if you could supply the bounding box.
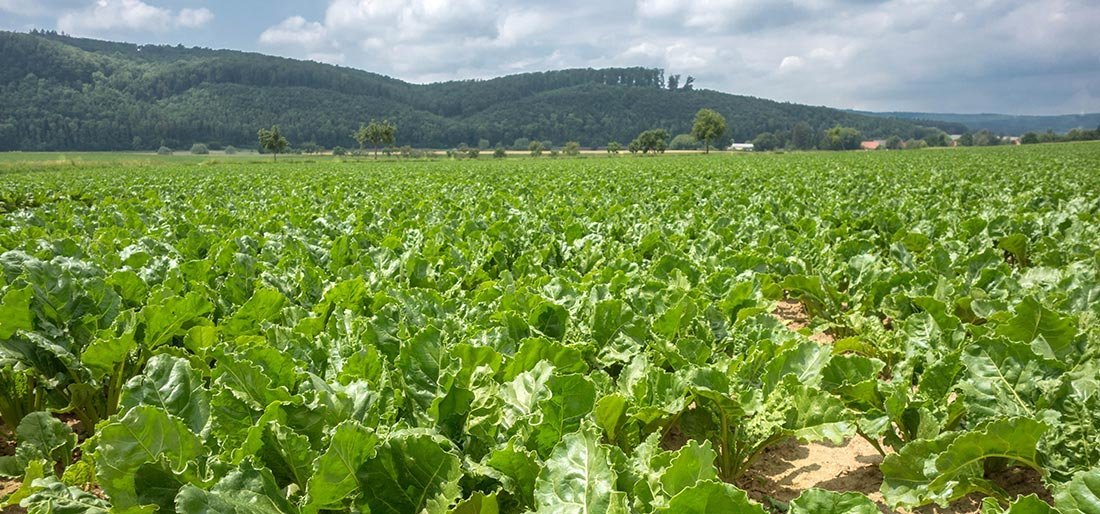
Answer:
[773,300,834,343]
[1,478,26,514]
[740,437,1051,513]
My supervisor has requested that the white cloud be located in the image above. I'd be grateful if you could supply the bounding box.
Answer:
[56,0,213,35]
[778,55,804,72]
[177,7,213,29]
[259,16,327,47]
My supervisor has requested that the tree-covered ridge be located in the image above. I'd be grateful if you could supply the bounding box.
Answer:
[1,30,938,151]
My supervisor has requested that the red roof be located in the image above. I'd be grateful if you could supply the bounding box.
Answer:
[861,140,881,150]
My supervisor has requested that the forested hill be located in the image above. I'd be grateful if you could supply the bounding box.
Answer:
[856,111,1100,136]
[1,30,939,151]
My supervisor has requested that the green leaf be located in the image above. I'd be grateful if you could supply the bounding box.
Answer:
[142,292,213,348]
[19,476,111,514]
[503,338,586,380]
[982,494,1057,513]
[303,421,378,513]
[486,441,540,509]
[254,421,316,488]
[654,480,766,514]
[960,337,1062,420]
[593,299,634,346]
[656,440,719,505]
[997,233,1029,267]
[93,405,206,510]
[762,341,832,394]
[0,286,34,339]
[995,297,1077,361]
[355,431,463,514]
[398,325,449,418]
[0,459,47,507]
[15,411,77,465]
[528,373,596,458]
[881,417,1048,509]
[534,426,617,514]
[449,492,499,514]
[530,301,568,340]
[120,354,210,434]
[221,288,286,338]
[789,488,879,514]
[1055,467,1100,514]
[175,458,295,514]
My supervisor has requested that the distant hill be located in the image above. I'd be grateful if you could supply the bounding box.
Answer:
[1,30,945,151]
[856,111,1100,136]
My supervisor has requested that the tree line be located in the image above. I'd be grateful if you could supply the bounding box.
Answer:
[0,31,955,152]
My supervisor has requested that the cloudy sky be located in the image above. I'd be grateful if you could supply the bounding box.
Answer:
[2,0,1098,115]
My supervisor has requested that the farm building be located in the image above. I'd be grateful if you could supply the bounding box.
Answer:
[861,140,884,150]
[729,143,755,151]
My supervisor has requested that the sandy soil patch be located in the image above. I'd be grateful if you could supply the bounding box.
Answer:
[773,300,834,343]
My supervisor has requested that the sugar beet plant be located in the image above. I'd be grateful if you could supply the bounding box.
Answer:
[1,143,1099,513]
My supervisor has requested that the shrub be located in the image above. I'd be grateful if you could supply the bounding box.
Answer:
[563,141,581,156]
[493,146,507,158]
[669,134,699,150]
[157,146,173,155]
[190,143,209,155]
[332,146,347,156]
[224,145,238,155]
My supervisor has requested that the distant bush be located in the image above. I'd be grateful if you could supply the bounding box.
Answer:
[529,141,544,157]
[332,146,347,156]
[549,149,560,158]
[752,132,780,152]
[905,139,928,150]
[513,138,531,151]
[493,146,507,158]
[563,141,581,156]
[399,146,414,158]
[669,134,699,150]
[224,145,238,155]
[190,143,209,155]
[821,126,862,151]
[157,146,173,155]
[467,148,480,159]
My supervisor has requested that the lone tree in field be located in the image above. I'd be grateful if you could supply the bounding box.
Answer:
[607,141,621,155]
[691,108,726,154]
[355,120,397,159]
[258,125,288,161]
[631,129,669,154]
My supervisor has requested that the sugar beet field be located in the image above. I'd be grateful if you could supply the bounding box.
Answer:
[1,144,1099,514]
